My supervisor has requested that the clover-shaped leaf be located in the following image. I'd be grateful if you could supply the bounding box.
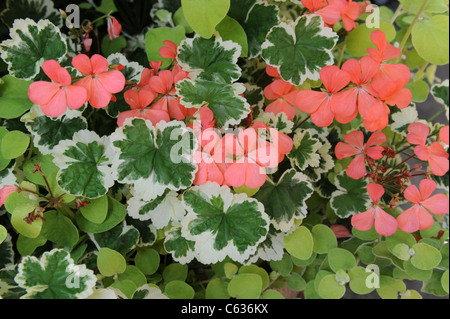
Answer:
[0,18,67,80]
[330,172,371,218]
[22,106,88,156]
[110,118,198,201]
[15,249,96,299]
[52,130,116,199]
[180,182,269,264]
[254,169,313,232]
[261,14,338,85]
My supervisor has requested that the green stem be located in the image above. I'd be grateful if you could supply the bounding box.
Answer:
[337,38,347,68]
[390,3,404,24]
[428,106,446,122]
[396,0,430,62]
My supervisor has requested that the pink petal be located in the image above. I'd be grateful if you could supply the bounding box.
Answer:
[40,89,67,117]
[310,99,334,127]
[149,70,173,94]
[89,79,112,108]
[358,89,385,121]
[397,205,420,233]
[124,89,141,109]
[73,76,93,101]
[117,110,142,126]
[142,108,170,126]
[167,97,187,120]
[422,193,449,216]
[0,185,17,207]
[414,145,429,161]
[72,54,93,75]
[335,142,360,159]
[344,130,364,149]
[374,207,398,237]
[320,65,350,94]
[96,70,126,94]
[440,126,449,145]
[331,88,358,121]
[65,85,87,110]
[244,161,267,188]
[330,225,351,238]
[404,184,422,205]
[419,179,437,201]
[91,54,110,74]
[365,146,385,160]
[224,162,246,187]
[351,208,375,232]
[28,81,60,105]
[296,90,327,114]
[266,99,297,120]
[346,154,366,179]
[366,131,386,148]
[367,183,384,203]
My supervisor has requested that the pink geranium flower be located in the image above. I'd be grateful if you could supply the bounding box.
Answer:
[107,16,122,40]
[264,80,300,120]
[397,179,449,233]
[296,65,351,127]
[28,60,87,117]
[351,183,398,237]
[335,130,386,179]
[0,185,16,207]
[159,40,178,59]
[72,54,126,109]
[407,123,449,176]
[440,125,449,145]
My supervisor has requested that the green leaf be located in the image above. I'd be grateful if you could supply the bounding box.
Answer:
[177,79,250,128]
[15,249,96,299]
[53,130,115,199]
[164,280,195,299]
[101,35,127,57]
[23,154,58,186]
[80,195,109,224]
[145,25,186,69]
[376,276,406,299]
[0,0,62,28]
[407,80,429,103]
[412,15,449,65]
[0,18,67,80]
[261,289,284,299]
[386,229,416,261]
[254,169,313,232]
[16,234,46,256]
[1,130,29,159]
[422,269,448,297]
[97,247,127,277]
[317,274,346,299]
[431,79,449,110]
[0,128,10,170]
[328,248,357,273]
[284,226,314,261]
[0,233,13,268]
[40,210,79,249]
[163,263,188,283]
[76,196,127,234]
[173,7,194,34]
[118,266,147,288]
[0,225,7,244]
[0,75,33,119]
[224,263,238,279]
[90,222,139,254]
[399,0,449,14]
[410,243,442,270]
[270,252,293,276]
[135,248,160,275]
[111,279,137,299]
[442,270,449,294]
[330,172,371,218]
[287,129,322,171]
[181,182,269,264]
[216,16,248,57]
[11,203,43,239]
[403,260,433,281]
[372,241,404,269]
[164,224,196,264]
[348,266,376,295]
[346,22,396,57]
[227,273,262,299]
[181,0,230,39]
[312,224,337,254]
[286,272,306,291]
[239,265,270,289]
[205,278,230,299]
[247,226,286,264]
[261,15,338,85]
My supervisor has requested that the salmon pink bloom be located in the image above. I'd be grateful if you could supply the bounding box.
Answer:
[311,0,361,31]
[351,183,398,236]
[301,0,328,13]
[266,65,281,78]
[28,60,87,117]
[252,121,293,163]
[296,65,351,127]
[147,65,189,120]
[222,128,279,189]
[407,123,449,176]
[117,87,170,127]
[264,80,299,120]
[189,106,216,137]
[159,40,178,59]
[440,125,449,145]
[107,16,122,40]
[397,179,449,233]
[72,54,126,108]
[335,130,386,179]
[0,185,16,207]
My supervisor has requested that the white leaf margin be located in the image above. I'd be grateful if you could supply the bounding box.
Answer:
[287,128,323,170]
[0,18,67,81]
[14,248,97,299]
[180,182,270,264]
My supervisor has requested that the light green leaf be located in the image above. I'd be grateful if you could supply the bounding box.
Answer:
[270,252,293,276]
[412,15,449,65]
[216,16,248,57]
[261,14,338,85]
[15,249,96,299]
[53,130,115,199]
[181,182,269,264]
[346,21,396,57]
[97,247,127,277]
[90,222,139,254]
[386,229,416,261]
[227,273,262,299]
[442,270,449,294]
[399,0,449,14]
[22,154,58,186]
[328,248,357,273]
[11,203,43,239]
[173,7,194,33]
[0,18,67,80]
[0,75,33,119]
[163,263,188,283]
[0,225,7,245]
[286,272,306,291]
[111,279,137,299]
[330,172,371,218]
[422,269,448,296]
[40,210,79,249]
[407,80,429,103]
[1,130,29,159]
[312,224,337,254]
[16,234,47,257]
[239,264,270,290]
[164,280,195,299]
[410,243,442,270]
[205,278,230,299]
[135,248,160,275]
[111,119,197,201]
[254,169,313,232]
[224,263,238,279]
[80,195,109,224]
[348,266,376,295]
[376,276,406,299]
[118,266,146,289]
[181,0,230,39]
[144,25,186,69]
[284,226,314,261]
[403,260,433,281]
[317,274,346,299]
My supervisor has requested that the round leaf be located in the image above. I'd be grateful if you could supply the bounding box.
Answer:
[135,248,160,275]
[164,280,195,299]
[348,266,376,295]
[412,15,449,65]
[328,248,357,273]
[441,270,449,294]
[410,243,442,270]
[97,247,126,277]
[0,75,33,119]
[312,224,337,254]
[80,195,109,224]
[283,226,314,260]
[163,263,188,283]
[144,25,186,69]
[205,278,230,299]
[1,130,30,159]
[11,203,42,239]
[0,225,7,244]
[216,16,248,57]
[346,21,396,57]
[317,274,346,299]
[227,273,262,299]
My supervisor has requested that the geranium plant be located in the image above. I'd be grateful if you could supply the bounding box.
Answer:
[0,0,448,300]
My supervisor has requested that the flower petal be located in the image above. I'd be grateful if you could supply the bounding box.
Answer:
[346,154,366,179]
[351,208,375,232]
[72,54,93,75]
[374,207,398,237]
[65,85,87,110]
[367,183,384,203]
[28,81,60,106]
[96,70,126,94]
[404,184,421,204]
[422,193,449,216]
[296,90,327,114]
[40,89,67,117]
